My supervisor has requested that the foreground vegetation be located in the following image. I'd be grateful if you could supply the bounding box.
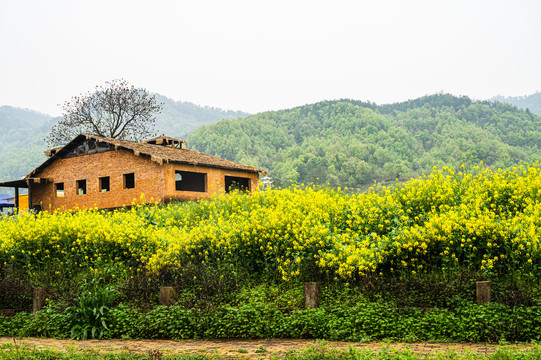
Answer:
[2,162,540,285]
[0,343,540,360]
[2,299,541,341]
[1,163,541,341]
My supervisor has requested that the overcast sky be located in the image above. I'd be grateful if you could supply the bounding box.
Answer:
[1,0,540,116]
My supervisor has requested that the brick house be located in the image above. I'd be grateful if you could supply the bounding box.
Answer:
[0,134,264,212]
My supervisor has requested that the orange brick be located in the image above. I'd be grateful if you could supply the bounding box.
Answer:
[31,148,260,212]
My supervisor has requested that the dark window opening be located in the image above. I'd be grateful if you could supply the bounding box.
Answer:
[55,183,64,197]
[76,180,86,195]
[175,170,206,192]
[225,176,250,193]
[100,176,110,192]
[124,173,135,189]
[65,139,114,157]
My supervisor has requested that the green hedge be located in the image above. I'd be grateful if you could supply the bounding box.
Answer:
[2,301,541,342]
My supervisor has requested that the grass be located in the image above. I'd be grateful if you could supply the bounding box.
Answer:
[0,342,539,360]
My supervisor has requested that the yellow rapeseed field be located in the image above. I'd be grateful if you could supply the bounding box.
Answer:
[1,163,540,284]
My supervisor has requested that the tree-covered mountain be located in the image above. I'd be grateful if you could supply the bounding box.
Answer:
[0,106,56,184]
[188,94,541,188]
[492,92,541,115]
[3,93,541,193]
[154,95,249,139]
[0,99,249,187]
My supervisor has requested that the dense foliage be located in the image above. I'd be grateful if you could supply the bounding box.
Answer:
[188,94,541,188]
[1,163,540,290]
[2,300,541,342]
[1,163,541,341]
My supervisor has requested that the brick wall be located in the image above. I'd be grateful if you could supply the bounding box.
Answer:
[30,149,261,212]
[31,149,165,212]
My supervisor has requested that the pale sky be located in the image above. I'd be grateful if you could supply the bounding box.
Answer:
[1,0,540,116]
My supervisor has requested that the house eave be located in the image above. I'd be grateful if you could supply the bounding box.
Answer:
[0,178,53,188]
[166,159,264,174]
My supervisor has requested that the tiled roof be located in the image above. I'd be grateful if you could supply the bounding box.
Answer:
[32,134,264,178]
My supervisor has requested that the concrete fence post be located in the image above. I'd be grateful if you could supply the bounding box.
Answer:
[304,282,321,309]
[33,287,47,313]
[159,286,178,306]
[476,281,491,305]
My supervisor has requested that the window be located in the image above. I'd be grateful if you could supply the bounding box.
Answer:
[55,183,64,197]
[225,176,250,193]
[124,173,135,189]
[99,176,110,192]
[76,180,86,195]
[175,170,206,192]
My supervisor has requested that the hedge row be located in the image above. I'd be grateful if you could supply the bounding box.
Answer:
[2,301,541,342]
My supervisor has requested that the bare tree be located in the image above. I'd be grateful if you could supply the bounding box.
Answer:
[46,79,162,146]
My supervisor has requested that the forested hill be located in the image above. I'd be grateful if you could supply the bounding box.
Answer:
[492,92,541,116]
[0,106,57,184]
[187,94,541,188]
[155,95,249,138]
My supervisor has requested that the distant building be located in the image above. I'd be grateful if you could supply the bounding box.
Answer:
[0,135,264,212]
[0,194,14,213]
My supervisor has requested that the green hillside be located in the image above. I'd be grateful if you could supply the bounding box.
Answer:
[187,94,541,188]
[3,93,540,192]
[492,92,541,115]
[0,106,54,184]
[155,95,249,138]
